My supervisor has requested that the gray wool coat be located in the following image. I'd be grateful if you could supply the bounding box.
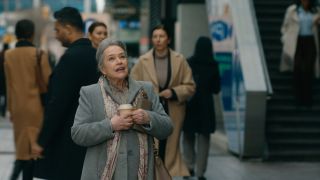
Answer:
[71,78,173,180]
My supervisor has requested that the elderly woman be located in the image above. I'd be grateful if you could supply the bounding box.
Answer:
[71,39,173,180]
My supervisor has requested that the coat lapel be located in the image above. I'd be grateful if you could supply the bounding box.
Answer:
[142,50,159,87]
[293,10,299,22]
[127,77,143,104]
[168,49,179,87]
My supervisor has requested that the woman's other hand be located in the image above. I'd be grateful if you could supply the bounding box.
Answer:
[132,109,149,125]
[159,89,172,99]
[111,114,133,131]
[31,142,44,160]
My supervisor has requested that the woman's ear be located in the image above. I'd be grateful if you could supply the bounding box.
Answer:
[88,33,92,40]
[100,65,107,76]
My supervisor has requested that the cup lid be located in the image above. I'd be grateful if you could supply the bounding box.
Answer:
[118,104,133,110]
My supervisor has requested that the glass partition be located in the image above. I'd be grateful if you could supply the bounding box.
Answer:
[206,0,267,158]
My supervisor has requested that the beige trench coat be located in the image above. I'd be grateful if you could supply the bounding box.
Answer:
[4,46,51,160]
[280,4,320,77]
[130,49,196,176]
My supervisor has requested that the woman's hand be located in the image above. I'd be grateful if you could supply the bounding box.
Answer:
[132,109,149,125]
[159,89,172,99]
[31,142,44,160]
[110,114,133,131]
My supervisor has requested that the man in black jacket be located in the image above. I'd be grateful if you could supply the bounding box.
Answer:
[32,7,99,180]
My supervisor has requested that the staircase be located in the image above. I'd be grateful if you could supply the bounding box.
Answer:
[253,0,320,161]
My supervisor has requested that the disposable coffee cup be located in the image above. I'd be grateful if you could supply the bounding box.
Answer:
[118,104,133,117]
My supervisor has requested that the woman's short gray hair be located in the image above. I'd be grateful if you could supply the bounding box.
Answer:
[96,38,127,71]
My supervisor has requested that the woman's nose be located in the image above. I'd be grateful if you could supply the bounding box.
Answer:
[115,57,123,64]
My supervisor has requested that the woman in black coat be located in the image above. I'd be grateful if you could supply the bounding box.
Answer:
[182,36,220,180]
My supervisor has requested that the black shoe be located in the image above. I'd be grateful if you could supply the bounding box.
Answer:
[22,160,34,180]
[199,176,207,180]
[189,169,195,176]
[10,160,24,180]
[183,169,195,179]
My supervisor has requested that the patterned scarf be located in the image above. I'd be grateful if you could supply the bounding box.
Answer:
[99,77,148,180]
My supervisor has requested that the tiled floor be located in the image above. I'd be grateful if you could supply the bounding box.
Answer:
[1,116,320,180]
[0,118,15,180]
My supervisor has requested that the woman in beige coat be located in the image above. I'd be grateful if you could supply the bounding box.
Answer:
[280,0,320,106]
[4,19,51,180]
[131,24,195,177]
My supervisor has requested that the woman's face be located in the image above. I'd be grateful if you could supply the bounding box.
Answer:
[101,45,128,81]
[152,28,170,52]
[301,0,310,8]
[89,26,107,48]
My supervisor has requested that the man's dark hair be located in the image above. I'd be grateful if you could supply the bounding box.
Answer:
[15,19,35,39]
[54,7,84,32]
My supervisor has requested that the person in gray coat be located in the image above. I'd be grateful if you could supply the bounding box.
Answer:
[71,38,173,180]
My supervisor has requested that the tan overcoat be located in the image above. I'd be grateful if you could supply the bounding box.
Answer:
[130,49,195,176]
[4,46,51,160]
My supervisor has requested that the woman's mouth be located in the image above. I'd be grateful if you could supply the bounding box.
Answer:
[115,67,126,72]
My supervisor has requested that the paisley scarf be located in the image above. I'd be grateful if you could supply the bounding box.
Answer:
[99,77,148,180]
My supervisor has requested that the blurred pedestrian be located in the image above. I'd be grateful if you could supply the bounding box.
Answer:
[182,36,220,180]
[71,38,173,180]
[280,0,320,106]
[39,5,65,69]
[4,19,51,180]
[130,24,195,177]
[31,7,99,180]
[0,43,9,117]
[88,21,108,49]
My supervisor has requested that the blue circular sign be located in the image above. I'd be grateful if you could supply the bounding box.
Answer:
[211,20,232,42]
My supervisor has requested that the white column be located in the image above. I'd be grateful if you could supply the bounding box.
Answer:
[15,0,21,10]
[4,0,8,12]
[84,0,91,13]
[33,0,41,8]
[175,4,210,57]
[96,0,106,13]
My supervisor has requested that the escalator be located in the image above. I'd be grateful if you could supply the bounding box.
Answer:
[253,0,320,160]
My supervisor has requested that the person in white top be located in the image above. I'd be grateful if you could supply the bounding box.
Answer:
[280,0,320,107]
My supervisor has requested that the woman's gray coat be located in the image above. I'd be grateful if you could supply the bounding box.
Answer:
[71,78,173,180]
